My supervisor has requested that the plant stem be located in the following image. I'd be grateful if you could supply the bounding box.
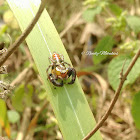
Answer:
[0,0,47,67]
[83,48,140,140]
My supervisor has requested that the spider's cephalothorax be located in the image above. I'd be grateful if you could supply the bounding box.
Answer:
[46,52,76,87]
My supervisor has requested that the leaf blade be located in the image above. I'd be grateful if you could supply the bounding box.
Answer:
[93,35,115,64]
[108,55,140,90]
[126,16,140,34]
[131,92,140,130]
[0,99,11,137]
[6,0,102,139]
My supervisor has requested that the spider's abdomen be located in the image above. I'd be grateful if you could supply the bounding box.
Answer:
[52,66,68,78]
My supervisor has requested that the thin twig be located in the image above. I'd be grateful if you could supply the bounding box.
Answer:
[0,0,47,67]
[25,101,48,140]
[11,64,33,86]
[119,59,126,80]
[60,12,82,38]
[6,33,12,46]
[27,101,48,131]
[83,48,140,140]
[16,107,31,140]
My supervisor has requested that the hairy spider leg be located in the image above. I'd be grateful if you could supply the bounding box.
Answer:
[67,67,76,84]
[48,73,63,87]
[46,64,53,77]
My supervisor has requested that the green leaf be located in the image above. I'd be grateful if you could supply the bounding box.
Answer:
[82,7,102,22]
[108,4,122,16]
[7,110,20,124]
[126,16,140,34]
[12,84,33,112]
[12,84,25,112]
[0,99,10,137]
[93,36,115,64]
[24,84,33,107]
[108,55,140,90]
[6,0,102,139]
[131,92,140,130]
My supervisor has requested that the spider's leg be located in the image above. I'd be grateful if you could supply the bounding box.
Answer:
[48,73,63,87]
[46,64,53,77]
[63,61,71,67]
[59,54,64,61]
[48,57,52,64]
[67,67,76,84]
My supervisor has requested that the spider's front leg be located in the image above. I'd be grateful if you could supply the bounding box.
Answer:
[67,67,76,84]
[63,61,71,67]
[46,64,63,87]
[48,57,53,64]
[48,73,63,87]
[46,64,53,77]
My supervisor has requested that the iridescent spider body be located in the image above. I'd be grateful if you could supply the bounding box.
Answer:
[46,52,76,87]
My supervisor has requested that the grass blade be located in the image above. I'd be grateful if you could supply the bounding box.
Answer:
[6,0,102,139]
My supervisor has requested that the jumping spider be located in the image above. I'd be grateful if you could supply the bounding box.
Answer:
[46,52,76,87]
